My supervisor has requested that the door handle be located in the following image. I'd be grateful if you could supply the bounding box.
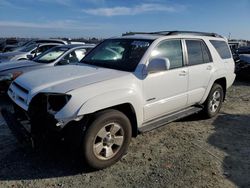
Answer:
[207,65,212,70]
[179,70,187,76]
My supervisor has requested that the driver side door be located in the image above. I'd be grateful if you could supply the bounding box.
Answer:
[143,39,188,121]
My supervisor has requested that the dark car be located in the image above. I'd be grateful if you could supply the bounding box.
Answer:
[237,46,250,55]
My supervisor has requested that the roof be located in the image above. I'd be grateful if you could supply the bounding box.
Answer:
[55,43,96,49]
[120,31,223,40]
[35,39,68,44]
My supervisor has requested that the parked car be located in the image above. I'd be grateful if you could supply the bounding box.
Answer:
[237,46,250,55]
[0,44,95,93]
[3,31,235,169]
[3,39,32,52]
[3,39,69,52]
[235,54,250,78]
[1,38,19,52]
[0,39,6,52]
[0,43,61,63]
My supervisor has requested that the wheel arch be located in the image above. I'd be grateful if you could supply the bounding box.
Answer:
[214,77,227,100]
[85,103,139,137]
[201,76,227,103]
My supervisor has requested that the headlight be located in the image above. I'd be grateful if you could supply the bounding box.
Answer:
[47,94,71,112]
[11,71,23,80]
[0,71,23,82]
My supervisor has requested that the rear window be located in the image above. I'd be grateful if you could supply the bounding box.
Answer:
[210,40,231,59]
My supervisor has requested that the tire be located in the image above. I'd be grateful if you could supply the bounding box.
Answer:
[82,109,132,169]
[203,83,224,118]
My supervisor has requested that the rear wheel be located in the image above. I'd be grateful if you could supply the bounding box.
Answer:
[203,83,224,118]
[82,109,132,169]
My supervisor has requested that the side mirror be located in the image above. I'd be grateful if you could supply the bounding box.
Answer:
[147,57,170,73]
[27,54,33,60]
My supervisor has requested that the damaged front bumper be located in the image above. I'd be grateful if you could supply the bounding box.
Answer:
[1,108,32,145]
[1,105,74,147]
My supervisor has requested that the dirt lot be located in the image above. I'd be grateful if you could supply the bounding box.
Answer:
[0,80,249,188]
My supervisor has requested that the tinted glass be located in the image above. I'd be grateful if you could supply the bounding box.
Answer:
[37,45,55,53]
[63,49,87,64]
[151,40,183,69]
[186,40,203,65]
[201,41,212,63]
[82,39,152,72]
[186,40,212,65]
[210,40,231,59]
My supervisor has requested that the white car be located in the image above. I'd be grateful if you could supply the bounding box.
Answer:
[3,31,236,169]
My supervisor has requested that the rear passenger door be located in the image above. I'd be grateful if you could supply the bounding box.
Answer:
[185,39,213,105]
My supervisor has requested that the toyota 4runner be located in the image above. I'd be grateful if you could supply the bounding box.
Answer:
[2,31,236,169]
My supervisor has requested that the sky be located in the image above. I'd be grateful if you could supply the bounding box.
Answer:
[0,0,249,39]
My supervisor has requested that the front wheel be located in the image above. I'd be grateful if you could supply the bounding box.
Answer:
[82,109,132,169]
[203,83,224,118]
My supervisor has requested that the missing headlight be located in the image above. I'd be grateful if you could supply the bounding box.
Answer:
[47,94,71,112]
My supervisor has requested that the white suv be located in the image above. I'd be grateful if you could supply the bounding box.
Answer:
[3,31,235,169]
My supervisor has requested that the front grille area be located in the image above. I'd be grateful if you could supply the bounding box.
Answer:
[8,82,29,110]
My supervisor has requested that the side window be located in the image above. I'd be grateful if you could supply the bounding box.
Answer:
[210,40,232,59]
[75,49,87,61]
[186,40,212,66]
[151,40,183,69]
[63,50,84,64]
[201,41,212,63]
[37,45,54,54]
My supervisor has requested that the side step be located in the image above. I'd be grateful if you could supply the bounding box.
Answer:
[139,106,202,133]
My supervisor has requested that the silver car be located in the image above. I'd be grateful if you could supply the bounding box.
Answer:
[0,44,95,93]
[0,43,61,63]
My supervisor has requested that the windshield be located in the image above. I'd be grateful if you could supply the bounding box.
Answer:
[18,43,37,52]
[33,46,69,63]
[81,39,152,72]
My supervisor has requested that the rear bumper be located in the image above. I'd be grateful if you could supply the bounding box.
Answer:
[227,73,236,89]
[1,108,32,145]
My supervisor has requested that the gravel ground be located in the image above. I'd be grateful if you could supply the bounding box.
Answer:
[0,80,249,188]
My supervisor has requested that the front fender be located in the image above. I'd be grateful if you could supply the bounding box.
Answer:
[76,89,144,127]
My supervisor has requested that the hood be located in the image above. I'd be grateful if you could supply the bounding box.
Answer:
[0,60,39,73]
[15,64,129,94]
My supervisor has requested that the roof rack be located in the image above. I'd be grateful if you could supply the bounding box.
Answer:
[122,31,223,38]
